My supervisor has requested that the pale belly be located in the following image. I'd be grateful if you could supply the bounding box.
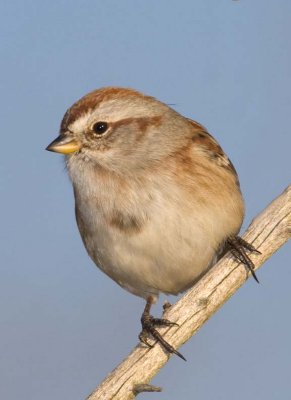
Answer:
[75,193,240,300]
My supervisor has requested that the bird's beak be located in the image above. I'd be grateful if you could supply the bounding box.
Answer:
[46,133,81,154]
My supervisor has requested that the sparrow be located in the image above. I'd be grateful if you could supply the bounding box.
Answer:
[46,87,259,360]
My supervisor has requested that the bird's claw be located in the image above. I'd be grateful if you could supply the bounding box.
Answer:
[227,236,260,283]
[139,298,186,361]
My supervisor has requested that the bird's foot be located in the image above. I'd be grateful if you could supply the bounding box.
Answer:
[139,297,186,361]
[227,236,261,283]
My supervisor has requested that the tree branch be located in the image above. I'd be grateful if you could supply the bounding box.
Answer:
[87,185,291,400]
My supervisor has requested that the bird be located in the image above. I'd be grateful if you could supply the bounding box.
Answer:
[46,87,259,360]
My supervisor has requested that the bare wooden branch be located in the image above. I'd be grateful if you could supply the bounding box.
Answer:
[87,186,291,400]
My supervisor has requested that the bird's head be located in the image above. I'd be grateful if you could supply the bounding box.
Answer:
[46,87,191,174]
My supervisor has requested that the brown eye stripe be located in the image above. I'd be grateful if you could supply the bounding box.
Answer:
[111,116,162,133]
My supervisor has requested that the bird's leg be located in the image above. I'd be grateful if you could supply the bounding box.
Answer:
[139,296,186,361]
[227,236,261,283]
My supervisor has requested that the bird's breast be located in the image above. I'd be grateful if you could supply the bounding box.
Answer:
[71,164,243,299]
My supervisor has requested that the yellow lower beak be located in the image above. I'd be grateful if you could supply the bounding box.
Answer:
[46,134,81,154]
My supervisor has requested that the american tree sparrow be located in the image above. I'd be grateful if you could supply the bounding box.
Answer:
[47,87,258,360]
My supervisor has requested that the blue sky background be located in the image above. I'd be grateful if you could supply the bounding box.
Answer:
[1,1,290,399]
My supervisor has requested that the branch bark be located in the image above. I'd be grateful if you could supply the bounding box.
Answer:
[87,186,291,400]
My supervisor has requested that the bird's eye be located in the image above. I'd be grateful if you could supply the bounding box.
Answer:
[92,121,108,135]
